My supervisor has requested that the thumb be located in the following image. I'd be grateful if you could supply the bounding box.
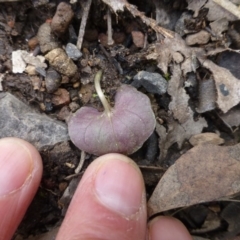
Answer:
[0,138,43,240]
[57,154,147,240]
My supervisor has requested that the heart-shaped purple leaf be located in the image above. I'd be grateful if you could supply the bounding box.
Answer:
[68,84,156,155]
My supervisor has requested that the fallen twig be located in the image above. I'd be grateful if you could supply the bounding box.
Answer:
[77,0,92,50]
[107,7,114,45]
[213,0,240,19]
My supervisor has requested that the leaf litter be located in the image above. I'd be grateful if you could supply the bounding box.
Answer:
[4,0,240,238]
[148,143,240,215]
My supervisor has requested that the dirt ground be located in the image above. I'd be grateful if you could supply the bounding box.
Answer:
[1,0,240,239]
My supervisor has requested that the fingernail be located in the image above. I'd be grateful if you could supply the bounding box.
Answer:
[94,157,144,216]
[148,216,192,240]
[0,139,33,196]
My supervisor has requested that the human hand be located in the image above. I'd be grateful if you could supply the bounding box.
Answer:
[0,137,192,240]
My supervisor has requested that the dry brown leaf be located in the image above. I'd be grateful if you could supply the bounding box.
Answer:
[198,57,240,113]
[220,202,240,239]
[101,0,125,12]
[153,34,201,75]
[148,143,240,216]
[197,77,216,113]
[209,18,229,37]
[204,0,237,21]
[187,0,207,17]
[219,105,240,127]
[155,35,191,74]
[156,65,207,160]
[189,132,224,146]
[168,64,207,138]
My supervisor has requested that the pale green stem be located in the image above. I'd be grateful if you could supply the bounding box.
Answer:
[94,70,112,116]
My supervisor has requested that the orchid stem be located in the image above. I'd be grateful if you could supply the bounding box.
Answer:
[94,70,112,116]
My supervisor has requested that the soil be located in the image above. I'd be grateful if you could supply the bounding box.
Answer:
[1,0,240,239]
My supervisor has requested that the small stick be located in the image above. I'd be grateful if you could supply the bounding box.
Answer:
[107,7,114,45]
[212,0,240,19]
[75,150,86,174]
[125,2,174,38]
[155,4,161,41]
[77,0,92,50]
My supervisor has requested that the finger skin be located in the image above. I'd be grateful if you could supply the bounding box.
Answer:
[56,154,147,240]
[0,138,43,240]
[148,216,193,240]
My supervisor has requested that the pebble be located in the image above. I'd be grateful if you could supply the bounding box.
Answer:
[57,106,71,121]
[45,68,61,93]
[52,88,70,106]
[28,36,39,50]
[45,48,77,77]
[113,31,126,44]
[69,102,80,112]
[66,43,82,61]
[131,31,145,48]
[25,65,37,75]
[51,2,74,36]
[132,71,168,95]
[12,50,26,73]
[37,23,61,54]
[98,33,109,48]
[0,92,69,150]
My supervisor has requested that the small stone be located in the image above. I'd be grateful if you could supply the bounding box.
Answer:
[0,92,69,150]
[185,30,211,46]
[98,33,109,48]
[12,50,26,73]
[28,36,39,50]
[21,52,47,69]
[45,48,77,77]
[69,89,79,101]
[66,43,82,61]
[189,133,225,146]
[131,31,145,48]
[79,84,93,103]
[132,71,168,95]
[69,102,80,112]
[59,182,68,192]
[81,65,91,74]
[52,88,70,106]
[80,59,88,67]
[51,2,74,36]
[70,72,80,83]
[61,76,70,84]
[25,65,37,75]
[57,106,71,121]
[37,23,61,54]
[113,31,126,44]
[73,82,80,88]
[30,76,42,90]
[45,68,61,93]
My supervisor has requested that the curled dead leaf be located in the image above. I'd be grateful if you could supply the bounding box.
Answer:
[148,143,240,216]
